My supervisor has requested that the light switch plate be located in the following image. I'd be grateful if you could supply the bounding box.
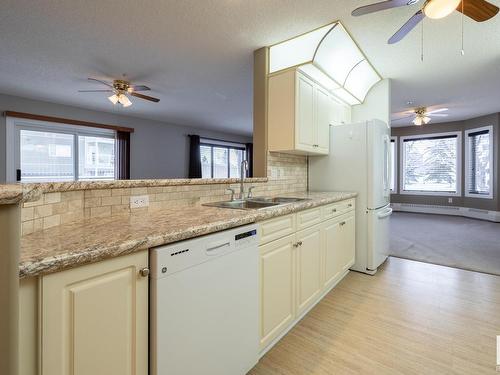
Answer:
[448,198,453,203]
[130,195,149,208]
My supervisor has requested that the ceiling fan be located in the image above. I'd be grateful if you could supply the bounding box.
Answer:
[393,106,449,125]
[78,78,160,107]
[352,0,499,44]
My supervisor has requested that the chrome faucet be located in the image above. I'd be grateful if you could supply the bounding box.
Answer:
[238,160,248,200]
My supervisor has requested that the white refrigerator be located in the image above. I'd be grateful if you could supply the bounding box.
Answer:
[309,119,392,274]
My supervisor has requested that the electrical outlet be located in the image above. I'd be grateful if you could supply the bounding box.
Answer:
[448,198,453,203]
[130,195,149,208]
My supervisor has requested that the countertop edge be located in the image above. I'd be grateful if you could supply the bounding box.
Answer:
[19,192,357,278]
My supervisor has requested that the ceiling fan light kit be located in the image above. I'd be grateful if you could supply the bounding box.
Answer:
[424,0,462,19]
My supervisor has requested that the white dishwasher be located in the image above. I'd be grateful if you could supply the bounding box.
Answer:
[150,224,259,375]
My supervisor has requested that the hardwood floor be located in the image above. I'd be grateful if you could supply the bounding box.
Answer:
[249,257,500,375]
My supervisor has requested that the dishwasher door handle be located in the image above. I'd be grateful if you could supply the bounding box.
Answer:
[206,241,231,255]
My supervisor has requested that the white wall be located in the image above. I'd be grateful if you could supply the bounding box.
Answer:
[351,79,391,125]
[0,94,251,182]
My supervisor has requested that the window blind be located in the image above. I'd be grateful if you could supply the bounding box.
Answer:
[467,129,490,195]
[402,134,458,193]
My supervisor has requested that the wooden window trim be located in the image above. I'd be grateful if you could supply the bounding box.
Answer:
[4,111,134,133]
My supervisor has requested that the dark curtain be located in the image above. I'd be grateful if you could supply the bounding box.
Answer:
[188,135,202,178]
[115,131,130,180]
[245,143,253,177]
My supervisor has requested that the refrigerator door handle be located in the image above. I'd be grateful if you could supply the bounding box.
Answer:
[382,135,391,198]
[377,207,393,219]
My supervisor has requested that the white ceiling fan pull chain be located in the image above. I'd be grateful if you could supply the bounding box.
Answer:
[461,0,465,55]
[421,19,424,62]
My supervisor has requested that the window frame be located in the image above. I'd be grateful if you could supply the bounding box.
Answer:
[6,116,116,182]
[199,138,247,179]
[464,125,494,199]
[390,136,397,194]
[399,131,462,197]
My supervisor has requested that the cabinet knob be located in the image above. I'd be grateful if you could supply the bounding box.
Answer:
[331,208,337,213]
[298,241,303,246]
[139,268,150,277]
[340,221,346,226]
[348,203,352,207]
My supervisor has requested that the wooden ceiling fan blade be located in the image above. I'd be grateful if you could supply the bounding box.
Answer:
[130,92,160,103]
[78,89,113,92]
[87,78,114,88]
[352,0,420,16]
[129,85,151,92]
[457,0,499,21]
[388,10,425,44]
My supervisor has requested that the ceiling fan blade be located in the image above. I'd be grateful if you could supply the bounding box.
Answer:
[88,77,114,88]
[130,92,160,103]
[426,108,448,114]
[457,0,499,21]
[129,85,151,92]
[352,0,420,16]
[388,10,425,44]
[392,115,414,121]
[78,89,113,92]
[428,113,449,117]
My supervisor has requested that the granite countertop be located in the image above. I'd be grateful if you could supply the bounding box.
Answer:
[19,191,357,278]
[0,177,269,205]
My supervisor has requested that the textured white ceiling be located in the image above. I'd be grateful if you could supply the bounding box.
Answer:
[0,0,499,133]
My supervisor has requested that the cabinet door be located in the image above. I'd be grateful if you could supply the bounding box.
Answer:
[260,234,296,349]
[340,213,356,271]
[314,86,331,154]
[322,219,343,290]
[295,74,315,152]
[296,225,322,316]
[41,251,149,375]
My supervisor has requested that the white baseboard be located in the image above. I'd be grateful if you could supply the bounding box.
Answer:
[391,203,500,222]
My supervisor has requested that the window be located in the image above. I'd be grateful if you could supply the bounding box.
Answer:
[390,137,397,193]
[400,132,461,196]
[465,126,493,198]
[199,139,246,179]
[8,118,116,182]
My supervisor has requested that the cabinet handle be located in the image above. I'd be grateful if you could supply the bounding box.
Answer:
[293,242,299,248]
[348,203,352,207]
[139,268,150,277]
[331,208,337,213]
[339,221,346,226]
[298,241,303,246]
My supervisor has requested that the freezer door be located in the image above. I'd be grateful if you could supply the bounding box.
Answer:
[367,205,392,271]
[367,120,391,209]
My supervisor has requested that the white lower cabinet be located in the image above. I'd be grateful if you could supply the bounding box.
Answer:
[40,251,149,375]
[259,234,296,349]
[295,224,322,316]
[259,200,355,353]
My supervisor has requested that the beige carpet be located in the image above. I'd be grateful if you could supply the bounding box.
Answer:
[390,211,500,276]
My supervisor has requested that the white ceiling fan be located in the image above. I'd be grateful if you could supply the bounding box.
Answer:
[393,106,449,125]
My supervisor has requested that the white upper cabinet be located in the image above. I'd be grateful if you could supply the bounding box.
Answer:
[268,69,350,156]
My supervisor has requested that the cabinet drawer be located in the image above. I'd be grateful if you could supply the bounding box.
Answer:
[322,199,355,221]
[296,207,322,231]
[260,214,296,245]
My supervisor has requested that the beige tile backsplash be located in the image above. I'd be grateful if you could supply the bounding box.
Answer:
[21,152,307,235]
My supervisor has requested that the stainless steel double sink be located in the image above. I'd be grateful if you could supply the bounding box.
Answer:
[203,196,310,210]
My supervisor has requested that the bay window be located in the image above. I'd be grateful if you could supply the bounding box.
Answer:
[400,132,461,195]
[465,126,493,198]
